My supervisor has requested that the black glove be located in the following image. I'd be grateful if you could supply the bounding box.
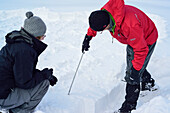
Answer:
[48,75,58,86]
[82,34,92,53]
[41,68,58,86]
[41,68,53,79]
[125,66,140,85]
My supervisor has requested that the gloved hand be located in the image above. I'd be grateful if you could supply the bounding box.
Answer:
[41,68,53,78]
[125,66,140,85]
[41,68,58,86]
[48,75,58,86]
[82,34,92,53]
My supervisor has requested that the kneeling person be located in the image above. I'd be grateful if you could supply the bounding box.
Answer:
[0,11,57,113]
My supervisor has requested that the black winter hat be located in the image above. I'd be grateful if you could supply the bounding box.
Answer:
[89,10,110,31]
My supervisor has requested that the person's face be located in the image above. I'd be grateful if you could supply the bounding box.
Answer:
[99,24,110,34]
[36,35,46,41]
[104,24,111,30]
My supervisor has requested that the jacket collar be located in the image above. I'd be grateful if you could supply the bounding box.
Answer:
[21,28,48,56]
[5,28,47,56]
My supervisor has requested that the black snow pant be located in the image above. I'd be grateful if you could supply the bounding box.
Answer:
[120,42,156,112]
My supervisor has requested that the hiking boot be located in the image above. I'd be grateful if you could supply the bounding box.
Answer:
[119,110,131,113]
[118,109,131,113]
[120,111,131,113]
[118,101,135,113]
[141,78,158,91]
[114,110,131,113]
[116,110,131,113]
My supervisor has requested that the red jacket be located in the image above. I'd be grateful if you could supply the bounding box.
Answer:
[86,0,158,71]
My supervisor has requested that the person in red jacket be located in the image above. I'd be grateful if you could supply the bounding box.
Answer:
[82,0,158,113]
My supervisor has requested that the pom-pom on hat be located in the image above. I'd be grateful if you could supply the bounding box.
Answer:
[24,11,46,37]
[89,10,110,31]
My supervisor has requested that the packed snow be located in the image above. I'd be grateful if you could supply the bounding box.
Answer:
[0,0,170,113]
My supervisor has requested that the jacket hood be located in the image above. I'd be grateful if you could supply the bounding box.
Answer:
[101,0,125,30]
[5,28,47,56]
[5,29,33,44]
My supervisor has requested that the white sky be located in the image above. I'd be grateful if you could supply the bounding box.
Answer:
[0,0,107,11]
[0,0,169,12]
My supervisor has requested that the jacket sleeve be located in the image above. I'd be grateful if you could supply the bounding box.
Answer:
[87,27,97,37]
[127,25,149,71]
[13,50,46,89]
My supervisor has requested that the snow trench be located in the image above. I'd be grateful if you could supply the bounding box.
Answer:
[69,82,125,113]
[94,83,125,113]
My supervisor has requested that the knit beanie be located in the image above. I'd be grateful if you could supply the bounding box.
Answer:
[24,11,46,37]
[89,10,110,31]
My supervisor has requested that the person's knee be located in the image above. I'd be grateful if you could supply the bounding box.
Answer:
[43,79,50,86]
[36,80,50,93]
[125,67,141,85]
[41,80,50,89]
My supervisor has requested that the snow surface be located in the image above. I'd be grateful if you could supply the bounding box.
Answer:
[0,0,170,113]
